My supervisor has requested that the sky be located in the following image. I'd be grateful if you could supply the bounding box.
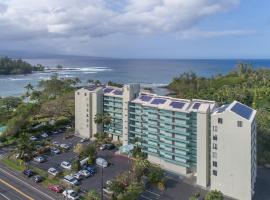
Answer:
[0,0,269,59]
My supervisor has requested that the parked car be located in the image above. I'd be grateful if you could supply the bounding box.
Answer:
[73,172,84,180]
[82,165,95,174]
[79,138,88,143]
[23,169,34,177]
[41,133,48,138]
[61,161,72,170]
[52,141,60,147]
[60,144,70,150]
[78,170,91,178]
[33,156,46,163]
[96,158,108,168]
[48,167,60,176]
[63,175,79,186]
[63,189,80,200]
[48,185,63,193]
[29,136,38,141]
[32,175,43,183]
[100,143,115,150]
[51,147,61,154]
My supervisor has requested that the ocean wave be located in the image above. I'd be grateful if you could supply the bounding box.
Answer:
[7,78,32,81]
[46,66,112,73]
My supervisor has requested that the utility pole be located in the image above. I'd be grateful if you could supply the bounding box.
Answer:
[101,161,104,200]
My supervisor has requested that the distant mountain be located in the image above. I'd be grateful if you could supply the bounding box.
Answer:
[0,50,111,60]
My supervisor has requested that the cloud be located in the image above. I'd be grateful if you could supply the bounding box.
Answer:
[178,29,257,39]
[0,0,240,40]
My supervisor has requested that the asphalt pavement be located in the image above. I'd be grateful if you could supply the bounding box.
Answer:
[0,163,61,200]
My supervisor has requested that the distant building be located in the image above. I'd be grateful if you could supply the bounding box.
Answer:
[75,84,256,200]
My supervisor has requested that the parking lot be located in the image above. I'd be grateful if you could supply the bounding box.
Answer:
[28,130,131,197]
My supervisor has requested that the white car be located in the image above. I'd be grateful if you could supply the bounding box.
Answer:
[79,138,88,143]
[73,172,84,180]
[41,133,48,138]
[52,141,60,147]
[60,144,70,150]
[33,156,46,163]
[63,189,80,200]
[51,147,61,154]
[61,161,71,170]
[78,170,91,178]
[96,158,108,168]
[63,175,79,186]
[29,136,38,141]
[48,167,59,176]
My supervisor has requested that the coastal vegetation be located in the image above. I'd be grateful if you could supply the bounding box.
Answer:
[0,57,45,75]
[168,63,270,165]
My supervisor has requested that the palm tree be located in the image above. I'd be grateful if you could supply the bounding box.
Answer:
[16,133,35,161]
[94,113,112,126]
[24,83,34,96]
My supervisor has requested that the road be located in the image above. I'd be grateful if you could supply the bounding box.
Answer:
[0,164,60,200]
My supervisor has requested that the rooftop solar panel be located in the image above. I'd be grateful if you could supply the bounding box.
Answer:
[151,98,166,105]
[192,103,201,109]
[104,88,114,93]
[113,90,123,95]
[170,101,185,109]
[231,102,253,120]
[139,95,153,102]
[217,104,229,113]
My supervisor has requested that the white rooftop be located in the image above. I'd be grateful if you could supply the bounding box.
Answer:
[212,100,256,122]
[132,93,217,113]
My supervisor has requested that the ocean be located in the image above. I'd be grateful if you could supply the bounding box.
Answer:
[1,57,270,97]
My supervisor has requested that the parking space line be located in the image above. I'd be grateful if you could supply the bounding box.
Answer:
[141,194,156,200]
[145,190,161,197]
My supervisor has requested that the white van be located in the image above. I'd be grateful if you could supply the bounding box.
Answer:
[96,158,108,168]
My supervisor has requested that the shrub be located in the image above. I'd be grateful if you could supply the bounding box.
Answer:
[148,165,164,184]
[205,190,224,200]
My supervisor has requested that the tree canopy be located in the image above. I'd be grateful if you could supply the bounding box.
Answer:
[0,57,44,75]
[168,63,270,165]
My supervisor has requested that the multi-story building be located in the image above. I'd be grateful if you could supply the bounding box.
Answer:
[75,86,103,139]
[75,84,257,200]
[210,101,256,200]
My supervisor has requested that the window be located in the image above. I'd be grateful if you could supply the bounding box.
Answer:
[212,126,218,132]
[212,152,217,158]
[213,161,217,167]
[213,170,217,176]
[213,135,218,141]
[213,143,218,150]
[237,121,243,127]
[218,118,223,124]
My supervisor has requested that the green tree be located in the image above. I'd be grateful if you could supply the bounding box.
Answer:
[85,144,96,164]
[24,83,34,96]
[148,165,164,184]
[205,190,224,200]
[16,132,35,161]
[72,159,81,171]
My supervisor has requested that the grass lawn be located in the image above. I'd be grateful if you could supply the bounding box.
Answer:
[1,158,26,171]
[1,157,62,187]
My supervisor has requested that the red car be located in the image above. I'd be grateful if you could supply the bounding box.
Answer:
[48,185,63,193]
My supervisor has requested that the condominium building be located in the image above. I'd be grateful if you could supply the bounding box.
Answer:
[210,101,257,200]
[75,84,256,200]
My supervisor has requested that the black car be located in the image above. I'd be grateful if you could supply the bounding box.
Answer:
[100,143,115,150]
[32,175,43,183]
[23,169,34,177]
